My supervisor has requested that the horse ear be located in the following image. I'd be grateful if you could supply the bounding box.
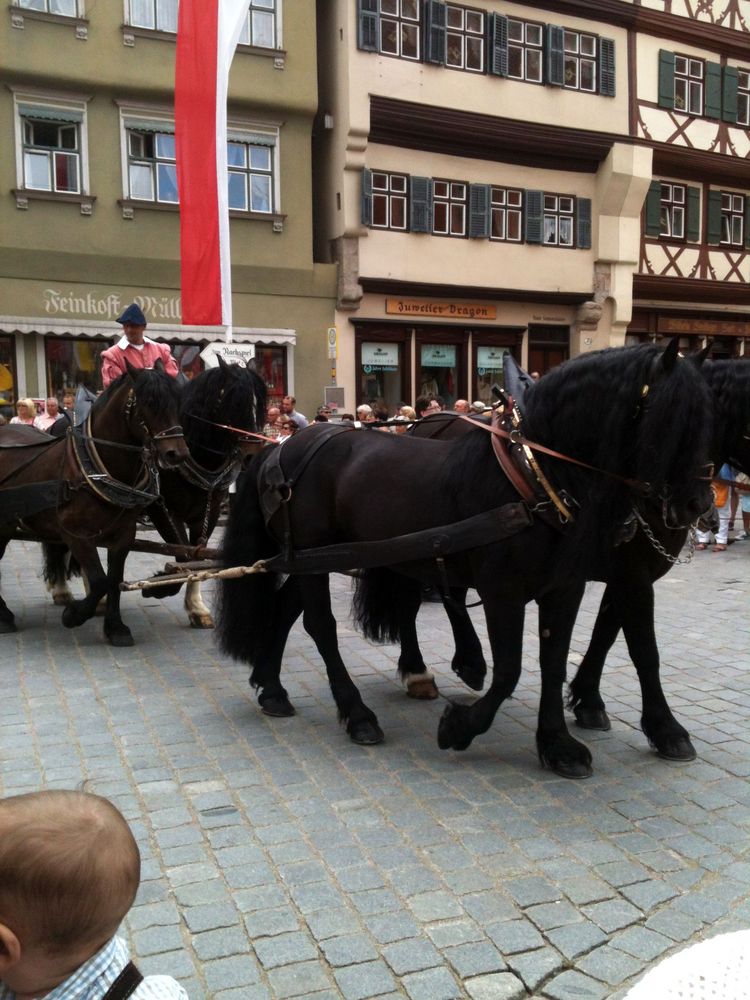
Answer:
[660,337,680,373]
[216,354,229,370]
[124,359,139,381]
[153,357,165,373]
[693,343,712,368]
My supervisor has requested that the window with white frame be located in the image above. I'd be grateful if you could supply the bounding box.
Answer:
[738,69,749,127]
[227,133,275,213]
[563,29,596,92]
[490,187,523,242]
[507,17,543,83]
[380,0,420,61]
[433,179,467,237]
[721,192,744,246]
[16,0,80,14]
[19,106,81,194]
[543,194,575,246]
[370,171,408,230]
[674,56,703,115]
[126,125,178,203]
[128,0,177,31]
[238,0,277,47]
[660,183,685,239]
[445,5,484,73]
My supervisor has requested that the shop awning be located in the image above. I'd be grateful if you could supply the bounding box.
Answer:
[0,316,296,347]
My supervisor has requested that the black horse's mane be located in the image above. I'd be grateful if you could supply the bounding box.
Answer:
[442,344,711,578]
[94,366,182,421]
[703,358,750,474]
[181,363,267,468]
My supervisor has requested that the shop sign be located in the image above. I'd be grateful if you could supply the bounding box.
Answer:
[200,343,256,368]
[421,344,456,368]
[658,316,750,337]
[42,288,182,321]
[476,346,506,373]
[361,342,399,372]
[386,298,496,320]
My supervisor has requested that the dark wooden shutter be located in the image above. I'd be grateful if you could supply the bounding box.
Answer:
[468,184,490,238]
[410,176,433,233]
[488,13,508,77]
[745,196,750,249]
[358,0,379,52]
[577,198,592,249]
[424,0,447,65]
[658,50,675,109]
[598,38,616,97]
[706,190,723,246]
[545,25,564,86]
[705,62,722,118]
[686,186,701,242]
[525,190,543,243]
[722,66,739,123]
[645,180,662,237]
[361,168,373,226]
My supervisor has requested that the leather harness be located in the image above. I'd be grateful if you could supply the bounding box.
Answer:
[102,961,143,1000]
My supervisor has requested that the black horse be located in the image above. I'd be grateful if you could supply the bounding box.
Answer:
[567,357,750,738]
[216,343,713,777]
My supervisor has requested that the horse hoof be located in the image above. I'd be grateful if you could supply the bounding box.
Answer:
[0,620,17,634]
[61,606,83,629]
[188,613,215,629]
[349,720,384,745]
[573,706,611,731]
[540,754,593,779]
[452,661,486,691]
[652,737,697,762]
[260,695,296,718]
[437,704,474,751]
[407,678,439,700]
[105,625,135,647]
[52,593,72,607]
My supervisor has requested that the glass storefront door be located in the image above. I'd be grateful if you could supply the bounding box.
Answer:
[419,343,458,408]
[360,341,403,412]
[474,344,507,405]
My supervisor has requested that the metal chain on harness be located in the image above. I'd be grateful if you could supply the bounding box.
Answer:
[631,506,697,565]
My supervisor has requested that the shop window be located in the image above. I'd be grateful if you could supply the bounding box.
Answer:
[739,70,750,126]
[254,345,286,402]
[474,344,507,405]
[44,336,108,396]
[127,127,178,203]
[433,180,467,237]
[359,341,403,412]
[543,194,575,247]
[239,0,278,48]
[445,5,484,73]
[0,336,17,410]
[17,0,80,14]
[128,0,177,31]
[419,343,458,408]
[506,17,543,82]
[490,187,523,242]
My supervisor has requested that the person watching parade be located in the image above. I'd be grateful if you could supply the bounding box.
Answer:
[100,303,179,388]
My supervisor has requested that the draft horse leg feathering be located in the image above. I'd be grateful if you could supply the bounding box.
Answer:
[216,342,713,777]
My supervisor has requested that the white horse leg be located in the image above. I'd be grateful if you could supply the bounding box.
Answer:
[185,580,214,629]
[47,574,73,607]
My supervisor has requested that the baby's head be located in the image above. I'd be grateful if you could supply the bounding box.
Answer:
[0,790,140,995]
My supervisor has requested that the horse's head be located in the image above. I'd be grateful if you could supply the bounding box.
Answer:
[634,339,714,530]
[181,360,267,470]
[124,361,189,468]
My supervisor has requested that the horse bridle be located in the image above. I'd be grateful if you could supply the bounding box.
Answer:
[124,387,185,451]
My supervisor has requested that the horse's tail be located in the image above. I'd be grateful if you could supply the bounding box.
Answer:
[42,542,80,584]
[215,456,280,666]
[353,568,403,644]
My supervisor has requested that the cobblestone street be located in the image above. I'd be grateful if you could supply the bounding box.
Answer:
[1,536,749,1000]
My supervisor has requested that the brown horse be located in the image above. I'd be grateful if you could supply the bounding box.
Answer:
[0,362,188,645]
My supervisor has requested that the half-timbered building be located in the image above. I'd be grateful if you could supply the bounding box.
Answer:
[314,0,750,411]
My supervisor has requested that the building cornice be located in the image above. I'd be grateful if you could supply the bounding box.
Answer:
[360,277,590,305]
[633,275,750,305]
[510,0,750,62]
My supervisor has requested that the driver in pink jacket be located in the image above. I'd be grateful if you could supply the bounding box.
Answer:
[100,303,179,388]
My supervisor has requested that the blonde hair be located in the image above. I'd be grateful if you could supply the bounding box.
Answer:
[16,398,36,414]
[399,406,417,421]
[0,791,140,955]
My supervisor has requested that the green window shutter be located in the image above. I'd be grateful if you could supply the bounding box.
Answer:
[686,186,701,242]
[645,180,662,236]
[706,190,723,246]
[705,62,722,118]
[525,190,543,243]
[658,50,675,109]
[577,198,592,249]
[424,0,446,65]
[468,184,490,238]
[488,13,508,77]
[410,176,433,233]
[744,196,750,249]
[598,38,615,97]
[723,66,739,123]
[545,25,564,87]
[357,0,379,52]
[361,168,373,226]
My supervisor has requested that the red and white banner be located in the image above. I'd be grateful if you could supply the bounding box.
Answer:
[175,0,249,330]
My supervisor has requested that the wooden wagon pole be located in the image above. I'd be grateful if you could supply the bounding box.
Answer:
[120,560,269,592]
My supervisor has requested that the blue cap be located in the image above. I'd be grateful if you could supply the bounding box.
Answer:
[116,303,147,326]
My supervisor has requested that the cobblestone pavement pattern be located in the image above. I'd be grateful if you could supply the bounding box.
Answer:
[1,535,749,1000]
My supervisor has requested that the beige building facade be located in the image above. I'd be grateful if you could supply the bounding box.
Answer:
[0,1,336,416]
[314,0,750,413]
